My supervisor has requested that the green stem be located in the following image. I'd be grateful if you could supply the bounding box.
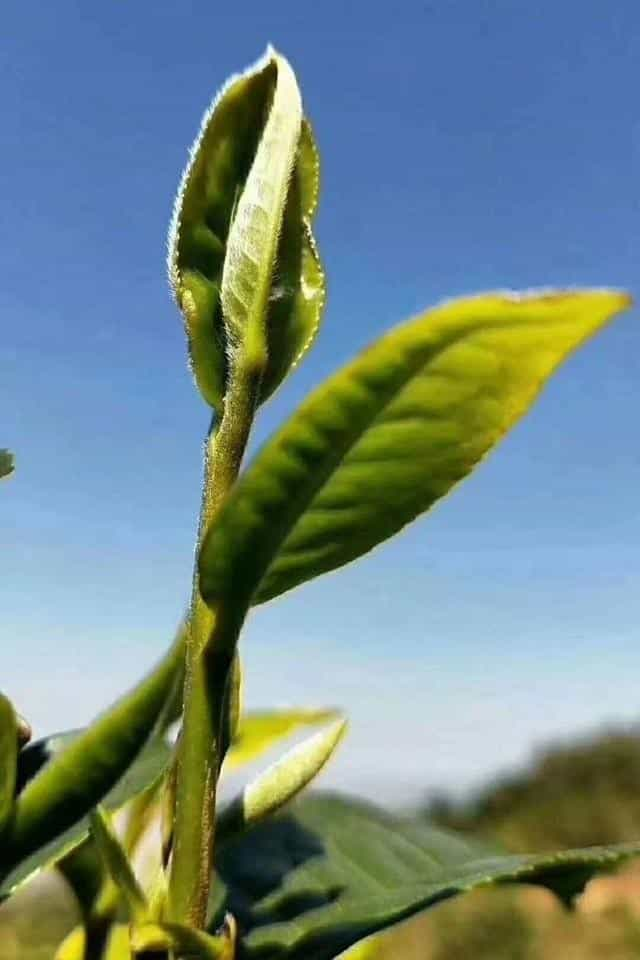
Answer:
[168,355,261,928]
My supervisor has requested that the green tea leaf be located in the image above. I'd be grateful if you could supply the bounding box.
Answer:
[260,216,325,403]
[88,807,147,922]
[199,290,631,611]
[220,49,302,362]
[1,733,171,897]
[214,792,640,960]
[54,926,86,960]
[57,835,108,920]
[226,708,342,773]
[0,450,14,480]
[336,938,384,960]
[132,922,227,958]
[102,923,132,960]
[0,634,182,895]
[169,51,324,413]
[169,53,274,412]
[251,118,325,404]
[219,719,346,838]
[0,694,18,839]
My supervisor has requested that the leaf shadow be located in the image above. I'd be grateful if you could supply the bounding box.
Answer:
[216,813,344,931]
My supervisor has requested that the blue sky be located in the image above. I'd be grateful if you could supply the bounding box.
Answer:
[2,0,639,804]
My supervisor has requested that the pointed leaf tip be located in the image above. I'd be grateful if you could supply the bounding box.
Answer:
[199,287,631,615]
[169,50,325,411]
[219,717,347,837]
[225,707,343,772]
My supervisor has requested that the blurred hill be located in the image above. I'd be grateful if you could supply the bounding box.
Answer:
[423,726,640,851]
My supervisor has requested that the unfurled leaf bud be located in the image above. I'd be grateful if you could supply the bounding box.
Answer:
[169,48,325,414]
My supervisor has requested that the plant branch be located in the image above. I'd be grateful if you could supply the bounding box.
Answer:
[168,354,262,928]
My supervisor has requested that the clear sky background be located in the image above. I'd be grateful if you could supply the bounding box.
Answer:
[2,0,639,805]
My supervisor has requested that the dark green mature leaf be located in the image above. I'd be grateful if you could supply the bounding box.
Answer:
[169,50,324,413]
[0,734,171,897]
[0,449,14,480]
[213,793,640,960]
[199,291,630,613]
[0,635,182,895]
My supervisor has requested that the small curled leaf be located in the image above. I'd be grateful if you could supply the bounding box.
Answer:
[218,717,346,838]
[169,49,325,412]
[168,54,275,412]
[225,707,342,772]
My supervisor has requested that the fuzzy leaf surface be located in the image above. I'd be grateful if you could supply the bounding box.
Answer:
[220,50,302,357]
[169,51,324,411]
[219,719,346,838]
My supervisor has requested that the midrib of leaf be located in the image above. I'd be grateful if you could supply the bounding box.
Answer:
[200,290,630,618]
[200,318,514,614]
[221,51,302,360]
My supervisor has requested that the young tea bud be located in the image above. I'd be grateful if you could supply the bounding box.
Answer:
[169,48,325,414]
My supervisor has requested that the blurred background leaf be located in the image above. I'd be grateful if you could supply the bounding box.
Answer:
[0,450,14,481]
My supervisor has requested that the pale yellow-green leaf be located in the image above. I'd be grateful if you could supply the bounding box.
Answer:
[102,923,132,960]
[54,926,86,960]
[219,717,346,836]
[225,707,342,772]
[169,52,324,411]
[221,49,302,362]
[168,53,275,412]
[199,290,632,615]
[337,935,386,960]
[132,921,227,958]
